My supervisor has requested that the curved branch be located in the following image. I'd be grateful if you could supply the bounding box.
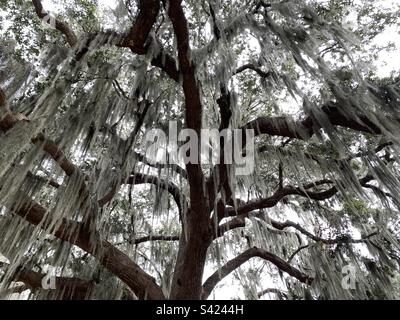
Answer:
[98,172,187,216]
[117,0,180,81]
[287,245,310,264]
[243,101,387,141]
[16,268,93,300]
[201,247,313,299]
[225,174,374,217]
[234,64,271,78]
[257,288,287,299]
[216,174,378,241]
[31,134,79,177]
[257,141,393,166]
[31,0,78,47]
[270,220,377,245]
[12,199,165,300]
[31,0,180,81]
[129,172,187,216]
[115,0,180,81]
[216,212,377,246]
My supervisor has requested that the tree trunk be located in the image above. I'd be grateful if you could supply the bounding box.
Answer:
[170,211,212,299]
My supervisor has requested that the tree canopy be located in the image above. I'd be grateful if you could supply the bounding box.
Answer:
[0,0,400,300]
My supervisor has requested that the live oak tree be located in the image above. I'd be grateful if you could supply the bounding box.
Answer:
[0,0,400,300]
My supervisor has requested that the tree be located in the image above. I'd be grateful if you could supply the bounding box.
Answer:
[0,0,399,300]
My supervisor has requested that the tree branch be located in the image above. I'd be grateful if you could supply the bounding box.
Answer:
[26,171,61,189]
[167,0,207,215]
[134,235,180,245]
[201,247,312,299]
[134,151,188,179]
[114,0,181,81]
[287,245,309,264]
[31,0,180,82]
[12,199,165,300]
[234,63,271,78]
[15,268,93,300]
[243,101,386,141]
[31,134,79,176]
[31,0,78,47]
[120,0,160,53]
[257,288,287,299]
[224,174,374,217]
[116,0,180,81]
[215,174,377,239]
[0,86,29,131]
[98,172,187,217]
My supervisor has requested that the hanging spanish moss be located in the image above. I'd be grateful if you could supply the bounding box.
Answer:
[0,0,399,300]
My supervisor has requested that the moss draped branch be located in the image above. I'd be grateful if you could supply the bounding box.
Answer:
[201,246,313,300]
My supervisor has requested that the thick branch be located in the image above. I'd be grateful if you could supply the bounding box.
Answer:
[16,268,93,300]
[31,0,180,81]
[117,0,180,81]
[120,0,160,53]
[98,172,187,216]
[0,87,29,131]
[243,102,386,141]
[167,0,207,214]
[167,0,203,131]
[12,200,165,300]
[201,247,312,299]
[31,134,78,176]
[31,0,78,47]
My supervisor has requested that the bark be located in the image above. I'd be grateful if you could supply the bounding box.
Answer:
[31,0,78,47]
[242,101,388,141]
[170,232,212,299]
[0,87,29,131]
[202,247,313,299]
[13,200,165,300]
[167,0,212,300]
[121,0,160,53]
